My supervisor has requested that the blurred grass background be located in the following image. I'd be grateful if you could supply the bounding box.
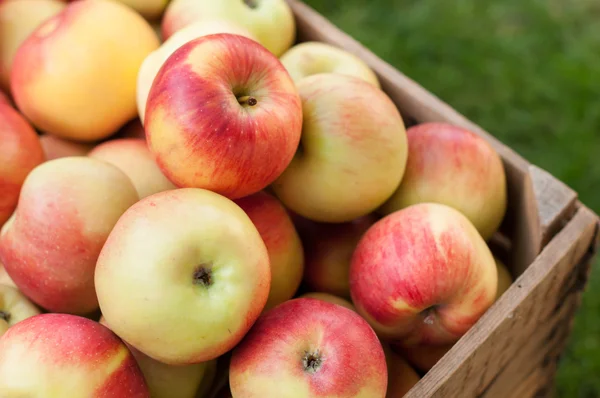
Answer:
[301,0,600,396]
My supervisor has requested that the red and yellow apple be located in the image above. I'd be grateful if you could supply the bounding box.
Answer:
[95,188,271,365]
[0,157,139,314]
[145,34,302,199]
[0,103,45,227]
[234,191,304,310]
[0,0,66,91]
[230,297,388,397]
[162,0,295,56]
[280,41,380,87]
[302,215,377,299]
[299,292,356,312]
[100,315,210,398]
[0,284,41,336]
[272,74,408,223]
[349,203,498,346]
[0,313,149,396]
[379,122,507,240]
[89,138,176,199]
[11,0,160,142]
[40,134,95,161]
[137,19,256,124]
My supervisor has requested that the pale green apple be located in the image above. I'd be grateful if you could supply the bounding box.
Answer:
[280,41,380,87]
[0,284,41,337]
[162,0,295,56]
[115,0,170,20]
[272,73,408,223]
[95,188,271,365]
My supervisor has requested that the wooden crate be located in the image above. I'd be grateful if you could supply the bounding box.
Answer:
[286,1,600,396]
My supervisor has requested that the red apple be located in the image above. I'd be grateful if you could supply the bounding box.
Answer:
[89,138,177,199]
[229,298,388,397]
[0,157,139,314]
[0,103,45,228]
[0,313,149,396]
[95,188,270,365]
[379,122,507,240]
[350,203,498,346]
[39,134,94,160]
[234,191,304,310]
[302,215,377,299]
[145,33,302,199]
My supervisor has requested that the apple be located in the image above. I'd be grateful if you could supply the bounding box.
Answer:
[0,103,45,228]
[89,138,177,199]
[145,34,302,199]
[349,203,498,346]
[0,262,16,288]
[0,284,41,337]
[0,0,66,91]
[100,315,210,398]
[40,134,95,161]
[0,313,149,396]
[11,0,160,142]
[280,41,380,87]
[299,292,356,312]
[383,345,420,398]
[391,343,452,374]
[0,157,139,314]
[114,0,170,20]
[162,0,295,56]
[272,73,408,223]
[234,191,304,310]
[230,298,387,397]
[137,19,256,124]
[495,257,513,300]
[302,215,377,299]
[95,188,271,365]
[379,122,507,240]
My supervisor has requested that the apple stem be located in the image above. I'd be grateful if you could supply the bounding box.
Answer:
[237,96,258,107]
[0,310,10,322]
[192,266,213,287]
[302,350,323,374]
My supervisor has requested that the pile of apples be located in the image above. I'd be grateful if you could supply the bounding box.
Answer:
[0,0,514,397]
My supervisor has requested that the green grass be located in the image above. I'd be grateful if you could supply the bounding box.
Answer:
[301,0,600,396]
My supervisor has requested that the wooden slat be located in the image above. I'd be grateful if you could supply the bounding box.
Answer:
[402,206,598,397]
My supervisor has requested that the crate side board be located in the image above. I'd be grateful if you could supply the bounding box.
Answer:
[287,0,579,274]
[403,205,598,397]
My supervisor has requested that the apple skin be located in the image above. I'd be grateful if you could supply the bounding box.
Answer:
[0,313,150,397]
[299,292,356,312]
[100,316,209,398]
[95,188,271,365]
[89,138,177,199]
[0,157,139,314]
[382,344,420,398]
[145,33,302,199]
[272,73,408,223]
[349,203,498,346]
[40,134,95,161]
[495,257,513,300]
[162,0,295,56]
[302,215,377,299]
[379,122,507,240]
[234,191,304,310]
[10,0,160,142]
[137,19,256,124]
[230,298,387,397]
[0,284,41,337]
[0,0,66,91]
[280,42,380,87]
[0,103,45,228]
[114,0,170,20]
